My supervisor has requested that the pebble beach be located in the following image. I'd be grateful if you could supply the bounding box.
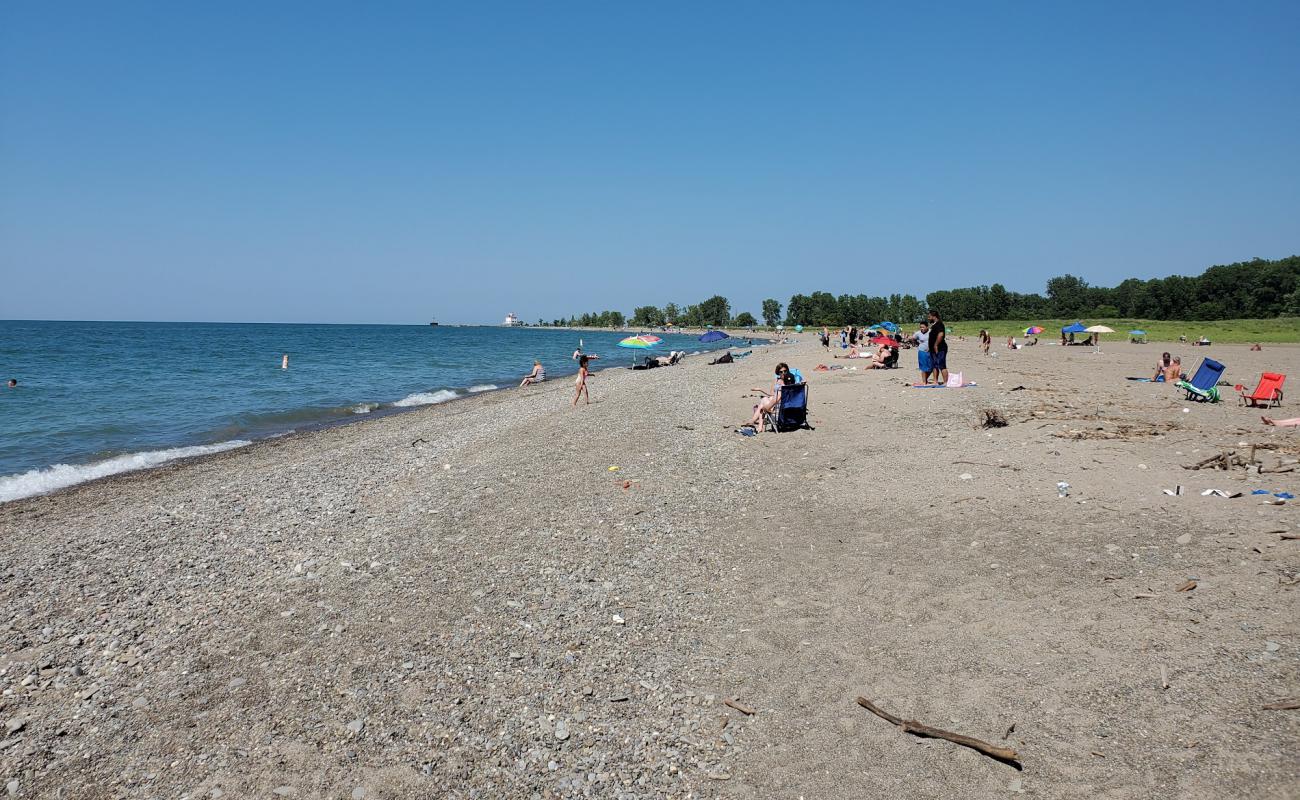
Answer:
[1,336,1297,798]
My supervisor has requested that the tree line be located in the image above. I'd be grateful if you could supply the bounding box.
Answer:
[543,256,1298,328]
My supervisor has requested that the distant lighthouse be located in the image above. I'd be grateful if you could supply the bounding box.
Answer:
[502,312,520,326]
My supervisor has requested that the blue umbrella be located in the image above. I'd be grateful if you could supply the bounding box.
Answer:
[699,330,730,342]
[1061,321,1088,334]
[1129,329,1147,335]
[877,321,899,332]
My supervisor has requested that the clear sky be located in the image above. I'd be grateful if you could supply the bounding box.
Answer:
[3,2,1297,324]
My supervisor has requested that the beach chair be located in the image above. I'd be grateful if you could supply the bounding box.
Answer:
[1176,358,1225,403]
[1235,372,1285,408]
[764,382,814,432]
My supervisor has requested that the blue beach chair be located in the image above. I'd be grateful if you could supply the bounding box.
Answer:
[764,382,814,432]
[1176,358,1225,403]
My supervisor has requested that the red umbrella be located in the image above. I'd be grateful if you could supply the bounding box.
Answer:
[869,336,897,347]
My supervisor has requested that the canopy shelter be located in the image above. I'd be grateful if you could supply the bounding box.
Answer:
[1061,322,1088,334]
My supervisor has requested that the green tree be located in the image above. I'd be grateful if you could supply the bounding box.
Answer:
[631,305,664,327]
[696,295,732,326]
[785,294,811,326]
[761,298,782,327]
[663,303,681,325]
[733,311,757,327]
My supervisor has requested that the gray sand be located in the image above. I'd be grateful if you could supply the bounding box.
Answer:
[1,337,1297,798]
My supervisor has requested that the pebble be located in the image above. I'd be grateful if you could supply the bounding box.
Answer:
[6,780,17,797]
[347,718,365,735]
[351,788,366,800]
[555,721,570,741]
[272,787,296,797]
[1176,533,1192,545]
[227,677,246,689]
[4,718,27,735]
[1265,641,1281,652]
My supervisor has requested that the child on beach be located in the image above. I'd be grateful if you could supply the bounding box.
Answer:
[572,355,592,406]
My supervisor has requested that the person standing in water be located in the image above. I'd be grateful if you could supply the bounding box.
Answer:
[572,355,592,406]
[281,354,289,369]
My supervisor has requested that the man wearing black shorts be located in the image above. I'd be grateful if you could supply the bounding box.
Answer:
[927,310,948,385]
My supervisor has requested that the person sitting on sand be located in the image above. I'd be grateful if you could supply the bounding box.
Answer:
[865,344,893,369]
[1162,356,1182,383]
[1251,343,1262,351]
[1262,416,1300,427]
[1153,352,1174,381]
[743,364,795,432]
[519,360,545,387]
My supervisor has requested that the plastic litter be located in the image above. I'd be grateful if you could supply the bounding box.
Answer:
[1252,490,1271,495]
[608,466,621,471]
[736,427,756,437]
[1201,489,1242,498]
[1057,482,1070,498]
[1162,486,1184,496]
[1276,492,1295,500]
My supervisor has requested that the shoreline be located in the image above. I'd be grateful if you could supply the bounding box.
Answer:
[0,341,769,507]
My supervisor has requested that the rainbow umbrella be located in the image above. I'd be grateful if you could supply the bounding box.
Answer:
[618,335,662,349]
[1024,326,1044,335]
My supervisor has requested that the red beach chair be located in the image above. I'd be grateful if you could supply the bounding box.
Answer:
[1235,372,1285,408]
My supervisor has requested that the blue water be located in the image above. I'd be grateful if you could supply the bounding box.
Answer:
[0,322,744,500]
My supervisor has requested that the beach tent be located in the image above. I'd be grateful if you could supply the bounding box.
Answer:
[877,322,899,333]
[1061,322,1088,334]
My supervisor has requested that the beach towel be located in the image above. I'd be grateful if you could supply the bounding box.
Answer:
[910,383,979,389]
[945,372,964,388]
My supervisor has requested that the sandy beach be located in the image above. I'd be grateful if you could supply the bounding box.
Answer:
[1,337,1297,799]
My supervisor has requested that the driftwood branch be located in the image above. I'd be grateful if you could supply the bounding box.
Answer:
[723,697,756,716]
[855,697,1022,769]
[1262,698,1300,711]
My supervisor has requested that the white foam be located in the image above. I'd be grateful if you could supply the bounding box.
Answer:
[350,402,380,414]
[468,384,499,393]
[0,440,252,504]
[392,389,459,407]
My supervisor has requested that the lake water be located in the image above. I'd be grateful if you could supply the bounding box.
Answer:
[0,322,743,501]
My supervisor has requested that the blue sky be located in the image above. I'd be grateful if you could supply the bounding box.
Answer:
[2,1,1297,324]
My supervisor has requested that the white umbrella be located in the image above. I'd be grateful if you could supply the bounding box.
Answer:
[1085,325,1114,352]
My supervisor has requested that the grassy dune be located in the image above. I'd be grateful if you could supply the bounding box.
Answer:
[946,317,1300,344]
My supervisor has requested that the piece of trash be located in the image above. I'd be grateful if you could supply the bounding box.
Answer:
[1276,492,1295,500]
[611,614,625,625]
[1201,489,1241,498]
[960,473,973,481]
[621,480,632,489]
[1182,408,1191,413]
[1057,482,1070,498]
[1264,498,1286,505]
[608,466,620,472]
[1176,579,1197,592]
[1253,489,1271,495]
[736,427,756,437]
[1162,486,1184,496]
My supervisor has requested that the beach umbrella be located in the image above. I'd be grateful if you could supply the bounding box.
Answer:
[1024,326,1044,335]
[794,325,804,333]
[698,330,729,342]
[877,321,899,332]
[618,335,662,349]
[869,336,897,347]
[1085,325,1115,334]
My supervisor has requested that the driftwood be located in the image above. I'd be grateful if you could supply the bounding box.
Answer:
[855,697,1022,769]
[1262,698,1300,711]
[723,697,756,716]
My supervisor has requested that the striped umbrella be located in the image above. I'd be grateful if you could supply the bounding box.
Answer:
[1024,326,1044,335]
[618,335,663,349]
